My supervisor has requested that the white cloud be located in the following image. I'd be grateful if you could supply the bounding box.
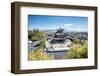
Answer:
[29,23,88,32]
[63,23,88,32]
[63,24,73,27]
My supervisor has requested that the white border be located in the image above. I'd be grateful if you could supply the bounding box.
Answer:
[20,6,95,70]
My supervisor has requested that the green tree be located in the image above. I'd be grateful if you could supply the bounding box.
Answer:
[28,30,33,40]
[28,29,52,60]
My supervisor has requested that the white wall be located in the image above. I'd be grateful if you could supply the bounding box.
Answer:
[0,0,100,76]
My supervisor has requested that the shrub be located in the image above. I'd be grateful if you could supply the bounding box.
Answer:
[64,42,88,59]
[28,49,54,60]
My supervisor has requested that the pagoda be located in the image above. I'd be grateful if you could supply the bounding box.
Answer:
[45,28,72,51]
[51,28,66,43]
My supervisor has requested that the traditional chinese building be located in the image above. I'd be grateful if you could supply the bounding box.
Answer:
[51,28,66,43]
[45,28,73,52]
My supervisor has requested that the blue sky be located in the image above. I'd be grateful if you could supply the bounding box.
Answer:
[28,15,88,32]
